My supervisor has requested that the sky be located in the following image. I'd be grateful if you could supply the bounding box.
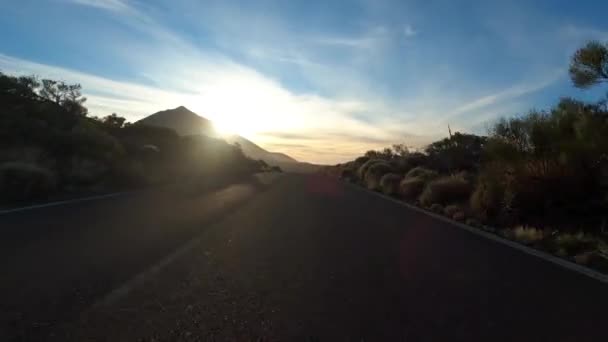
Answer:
[1,0,608,164]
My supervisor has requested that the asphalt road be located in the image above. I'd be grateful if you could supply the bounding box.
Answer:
[2,173,607,341]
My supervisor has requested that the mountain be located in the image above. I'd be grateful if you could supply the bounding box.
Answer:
[137,106,216,137]
[225,135,297,164]
[136,106,320,173]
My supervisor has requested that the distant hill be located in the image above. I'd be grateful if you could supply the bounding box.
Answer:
[136,106,320,173]
[225,135,297,164]
[137,106,216,137]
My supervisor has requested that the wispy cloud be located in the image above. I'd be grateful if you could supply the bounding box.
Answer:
[449,71,564,118]
[67,0,131,13]
[4,0,592,164]
[314,26,389,49]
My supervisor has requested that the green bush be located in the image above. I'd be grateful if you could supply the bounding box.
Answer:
[470,164,507,221]
[0,162,57,202]
[364,162,393,190]
[405,167,438,180]
[419,174,472,206]
[357,159,383,180]
[380,173,402,195]
[512,226,546,245]
[399,177,426,200]
[554,232,597,256]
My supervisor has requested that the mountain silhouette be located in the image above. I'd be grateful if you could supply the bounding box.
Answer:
[137,106,216,137]
[136,106,318,172]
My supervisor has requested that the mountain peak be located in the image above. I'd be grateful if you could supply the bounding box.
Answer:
[136,106,215,136]
[136,107,318,172]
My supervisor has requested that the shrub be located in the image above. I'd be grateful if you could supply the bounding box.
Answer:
[391,152,428,173]
[399,177,426,200]
[380,173,402,195]
[419,174,472,206]
[470,164,507,221]
[444,204,463,218]
[0,162,57,202]
[401,152,428,170]
[363,162,393,190]
[444,204,466,221]
[405,167,438,180]
[357,159,378,180]
[353,156,370,168]
[554,232,597,256]
[512,226,545,245]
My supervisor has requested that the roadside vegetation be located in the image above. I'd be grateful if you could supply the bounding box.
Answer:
[0,72,270,205]
[322,41,608,273]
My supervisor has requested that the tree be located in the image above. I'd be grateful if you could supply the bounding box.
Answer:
[39,79,87,115]
[101,113,127,129]
[0,73,39,100]
[364,148,395,160]
[392,143,409,157]
[569,41,608,89]
[425,132,487,172]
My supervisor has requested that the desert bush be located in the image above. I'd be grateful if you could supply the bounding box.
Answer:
[399,176,426,200]
[0,162,57,202]
[391,152,428,173]
[419,174,472,206]
[405,167,438,180]
[402,152,428,170]
[512,226,546,245]
[554,232,597,256]
[444,204,463,218]
[357,159,383,181]
[363,162,393,190]
[470,164,507,221]
[380,173,402,195]
[425,132,487,173]
[353,156,370,168]
[444,204,466,221]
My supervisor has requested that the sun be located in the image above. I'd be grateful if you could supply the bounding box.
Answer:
[212,120,235,136]
[212,116,259,138]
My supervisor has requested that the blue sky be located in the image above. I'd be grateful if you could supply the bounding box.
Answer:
[1,0,608,163]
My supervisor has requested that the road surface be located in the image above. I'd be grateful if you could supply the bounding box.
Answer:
[1,174,607,341]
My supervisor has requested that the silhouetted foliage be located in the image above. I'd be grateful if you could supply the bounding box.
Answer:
[425,132,487,173]
[569,41,608,89]
[380,173,401,195]
[0,72,264,204]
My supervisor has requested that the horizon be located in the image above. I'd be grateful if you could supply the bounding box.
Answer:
[2,0,608,164]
